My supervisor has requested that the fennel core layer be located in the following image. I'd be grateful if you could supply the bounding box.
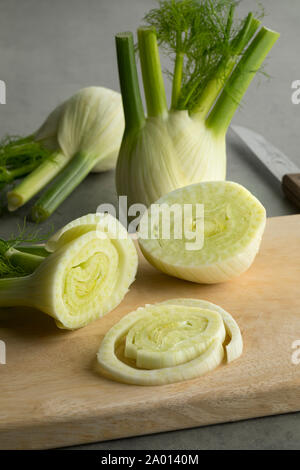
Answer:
[115,1,280,207]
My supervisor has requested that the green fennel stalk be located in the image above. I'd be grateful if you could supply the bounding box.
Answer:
[116,32,145,133]
[31,151,96,223]
[7,151,69,212]
[206,26,279,134]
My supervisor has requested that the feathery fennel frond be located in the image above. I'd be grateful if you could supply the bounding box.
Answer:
[143,0,263,110]
[0,220,52,278]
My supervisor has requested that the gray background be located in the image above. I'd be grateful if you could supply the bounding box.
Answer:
[0,0,299,450]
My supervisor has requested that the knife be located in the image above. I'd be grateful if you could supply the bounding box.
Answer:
[231,125,300,208]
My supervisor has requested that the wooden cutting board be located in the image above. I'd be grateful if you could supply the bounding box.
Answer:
[0,215,300,450]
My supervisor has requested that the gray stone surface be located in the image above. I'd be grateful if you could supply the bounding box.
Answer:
[0,0,299,450]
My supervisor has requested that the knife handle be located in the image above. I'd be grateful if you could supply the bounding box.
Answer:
[282,174,300,208]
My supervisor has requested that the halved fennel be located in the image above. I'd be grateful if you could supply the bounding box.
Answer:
[97,298,243,386]
[138,181,266,284]
[0,213,138,329]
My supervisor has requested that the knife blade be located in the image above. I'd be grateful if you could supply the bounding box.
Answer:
[231,125,300,208]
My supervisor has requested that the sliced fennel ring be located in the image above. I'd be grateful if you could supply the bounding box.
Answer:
[0,213,138,329]
[138,181,266,284]
[97,298,243,386]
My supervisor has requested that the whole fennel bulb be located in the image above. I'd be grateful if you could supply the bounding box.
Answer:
[7,87,125,220]
[54,86,124,173]
[115,1,279,207]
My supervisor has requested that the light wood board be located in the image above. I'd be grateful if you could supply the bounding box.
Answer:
[0,215,300,450]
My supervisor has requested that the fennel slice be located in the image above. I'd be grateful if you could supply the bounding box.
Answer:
[97,298,242,386]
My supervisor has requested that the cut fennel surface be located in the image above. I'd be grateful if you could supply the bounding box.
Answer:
[97,298,243,386]
[138,181,266,284]
[0,213,138,329]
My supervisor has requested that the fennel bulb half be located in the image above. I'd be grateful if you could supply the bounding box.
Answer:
[115,2,279,207]
[138,181,266,284]
[0,213,138,329]
[97,298,243,386]
[7,87,124,220]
